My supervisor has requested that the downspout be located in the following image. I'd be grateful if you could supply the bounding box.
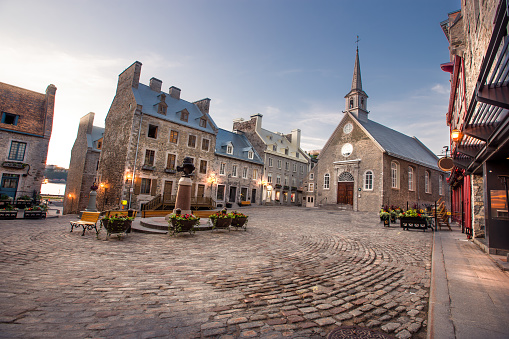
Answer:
[130,110,143,208]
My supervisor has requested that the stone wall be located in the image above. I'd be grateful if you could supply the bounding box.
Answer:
[472,173,485,237]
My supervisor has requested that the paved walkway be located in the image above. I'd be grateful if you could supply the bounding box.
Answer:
[428,223,509,339]
[0,207,432,338]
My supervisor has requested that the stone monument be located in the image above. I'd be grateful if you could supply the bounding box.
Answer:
[173,157,195,215]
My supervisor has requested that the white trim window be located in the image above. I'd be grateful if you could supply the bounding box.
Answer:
[242,167,248,179]
[252,168,258,180]
[219,162,226,175]
[232,164,237,177]
[364,171,373,190]
[425,170,431,193]
[391,161,399,189]
[309,173,314,180]
[324,173,330,189]
[248,151,254,159]
[268,157,273,167]
[277,160,282,169]
[276,175,281,185]
[408,166,415,191]
[226,145,233,154]
[309,183,314,192]
[267,173,272,183]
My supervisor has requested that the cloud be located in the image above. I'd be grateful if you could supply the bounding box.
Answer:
[431,83,449,95]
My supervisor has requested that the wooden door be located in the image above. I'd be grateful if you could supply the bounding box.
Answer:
[197,184,205,198]
[337,182,354,205]
[163,181,173,203]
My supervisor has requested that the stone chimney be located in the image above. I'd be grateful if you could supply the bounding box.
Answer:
[193,98,211,114]
[251,113,263,132]
[291,129,301,148]
[149,77,162,92]
[169,86,181,100]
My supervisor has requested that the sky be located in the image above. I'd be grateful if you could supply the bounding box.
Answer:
[1,0,460,168]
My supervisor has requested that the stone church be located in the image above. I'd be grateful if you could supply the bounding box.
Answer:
[305,49,446,212]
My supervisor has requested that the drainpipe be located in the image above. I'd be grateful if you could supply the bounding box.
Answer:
[130,110,143,209]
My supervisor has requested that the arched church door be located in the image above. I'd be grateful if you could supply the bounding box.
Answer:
[337,172,354,205]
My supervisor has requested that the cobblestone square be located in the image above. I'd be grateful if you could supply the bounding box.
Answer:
[0,207,432,338]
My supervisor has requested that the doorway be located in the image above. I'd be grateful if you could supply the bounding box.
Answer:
[1,174,19,199]
[337,182,354,205]
[229,186,237,203]
[163,180,173,203]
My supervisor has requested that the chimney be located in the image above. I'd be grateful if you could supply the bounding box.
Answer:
[169,86,181,100]
[250,114,263,132]
[291,129,301,148]
[193,98,211,114]
[149,77,162,92]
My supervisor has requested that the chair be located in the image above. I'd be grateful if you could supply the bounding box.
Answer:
[70,212,101,236]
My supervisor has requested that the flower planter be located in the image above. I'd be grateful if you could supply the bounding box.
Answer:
[211,217,232,230]
[0,211,17,220]
[102,219,132,237]
[231,217,248,230]
[400,217,428,231]
[170,219,198,235]
[23,211,46,219]
[382,218,390,227]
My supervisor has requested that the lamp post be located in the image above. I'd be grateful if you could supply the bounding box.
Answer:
[68,193,74,214]
[125,172,133,210]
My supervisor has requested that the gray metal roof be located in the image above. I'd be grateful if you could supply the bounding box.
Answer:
[357,118,440,170]
[132,84,218,134]
[215,128,264,165]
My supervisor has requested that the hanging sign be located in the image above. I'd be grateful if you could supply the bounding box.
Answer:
[438,157,454,171]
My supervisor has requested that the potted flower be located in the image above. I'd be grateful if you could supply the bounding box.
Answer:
[400,209,430,231]
[379,209,390,226]
[101,215,134,238]
[230,211,248,230]
[0,204,17,220]
[23,205,47,219]
[168,212,200,235]
[209,209,232,230]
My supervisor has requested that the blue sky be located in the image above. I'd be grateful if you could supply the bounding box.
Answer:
[1,0,460,168]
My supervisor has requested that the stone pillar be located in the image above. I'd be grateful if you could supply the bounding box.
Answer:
[472,174,485,238]
[85,190,98,212]
[174,177,192,215]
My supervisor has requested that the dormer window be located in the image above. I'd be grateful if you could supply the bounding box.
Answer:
[157,103,167,115]
[199,118,207,128]
[296,152,299,158]
[180,110,189,122]
[1,112,19,125]
[285,148,289,155]
[227,145,233,154]
[272,145,277,151]
[248,151,253,159]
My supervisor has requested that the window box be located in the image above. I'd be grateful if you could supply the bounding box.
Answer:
[283,185,290,190]
[291,186,297,191]
[165,169,177,174]
[275,184,282,189]
[0,210,17,220]
[2,161,26,169]
[142,165,155,171]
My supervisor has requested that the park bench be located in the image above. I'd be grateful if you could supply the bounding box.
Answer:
[240,201,251,206]
[70,212,101,236]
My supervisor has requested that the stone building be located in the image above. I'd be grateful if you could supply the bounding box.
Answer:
[0,82,56,200]
[63,112,104,214]
[213,128,264,207]
[233,115,310,205]
[304,49,446,212]
[96,61,218,211]
[440,0,509,253]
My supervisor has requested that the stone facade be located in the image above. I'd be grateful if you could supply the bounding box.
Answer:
[63,112,103,214]
[233,114,310,206]
[472,174,485,238]
[0,82,56,200]
[96,62,217,211]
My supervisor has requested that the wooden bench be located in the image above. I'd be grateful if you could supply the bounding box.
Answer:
[70,212,101,236]
[103,210,138,218]
[240,201,251,206]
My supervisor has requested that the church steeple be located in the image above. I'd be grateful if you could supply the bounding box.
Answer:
[345,46,369,122]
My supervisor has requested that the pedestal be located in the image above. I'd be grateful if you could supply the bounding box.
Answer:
[85,190,98,212]
[174,177,192,215]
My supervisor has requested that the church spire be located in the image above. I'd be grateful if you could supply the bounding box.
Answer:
[344,43,369,122]
[351,47,362,91]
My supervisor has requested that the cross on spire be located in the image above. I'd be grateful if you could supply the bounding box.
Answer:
[355,35,361,50]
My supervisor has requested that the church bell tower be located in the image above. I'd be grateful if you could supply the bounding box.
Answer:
[345,47,369,122]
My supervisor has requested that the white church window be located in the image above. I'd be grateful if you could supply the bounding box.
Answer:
[391,161,399,189]
[425,171,431,193]
[343,123,353,134]
[341,143,353,157]
[324,173,330,189]
[364,171,373,190]
[408,166,415,191]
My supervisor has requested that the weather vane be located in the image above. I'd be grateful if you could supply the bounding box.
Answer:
[356,35,361,49]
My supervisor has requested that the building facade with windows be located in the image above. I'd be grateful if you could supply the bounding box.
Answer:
[304,49,446,212]
[212,128,264,207]
[440,0,509,253]
[233,114,310,205]
[63,112,104,214]
[96,61,218,211]
[0,82,56,200]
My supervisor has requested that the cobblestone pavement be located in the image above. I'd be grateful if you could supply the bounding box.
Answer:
[0,207,432,338]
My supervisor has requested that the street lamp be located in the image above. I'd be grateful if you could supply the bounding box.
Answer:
[451,129,463,142]
[68,193,74,214]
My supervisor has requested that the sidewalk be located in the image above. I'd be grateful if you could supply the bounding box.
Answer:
[428,224,509,339]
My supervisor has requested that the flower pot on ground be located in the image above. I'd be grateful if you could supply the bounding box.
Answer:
[0,206,17,220]
[23,205,47,219]
[168,213,200,236]
[230,211,248,230]
[209,209,233,230]
[101,216,133,239]
[399,209,431,231]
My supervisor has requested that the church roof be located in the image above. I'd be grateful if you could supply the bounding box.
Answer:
[355,117,440,170]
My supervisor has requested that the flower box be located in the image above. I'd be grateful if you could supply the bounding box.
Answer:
[170,219,198,234]
[0,211,17,220]
[231,216,248,230]
[165,169,177,174]
[23,211,46,219]
[211,217,232,229]
[142,165,156,171]
[400,217,428,231]
[101,219,132,237]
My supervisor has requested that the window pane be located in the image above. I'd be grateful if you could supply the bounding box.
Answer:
[169,130,178,143]
[202,139,210,151]
[167,154,176,169]
[188,135,196,147]
[200,160,207,174]
[217,185,225,200]
[141,178,151,194]
[8,141,26,161]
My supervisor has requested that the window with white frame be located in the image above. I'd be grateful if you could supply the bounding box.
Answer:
[285,162,289,171]
[188,134,196,148]
[364,171,373,190]
[277,160,282,169]
[268,157,273,167]
[324,173,330,189]
[425,171,431,193]
[309,183,314,192]
[226,144,233,154]
[272,145,277,151]
[267,173,272,183]
[310,173,314,180]
[219,162,226,175]
[276,175,281,184]
[232,164,237,177]
[391,161,399,189]
[242,167,248,179]
[284,176,288,185]
[252,168,258,180]
[201,138,210,152]
[293,163,297,172]
[408,166,415,191]
[300,165,304,174]
[248,150,253,159]
[292,178,296,186]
